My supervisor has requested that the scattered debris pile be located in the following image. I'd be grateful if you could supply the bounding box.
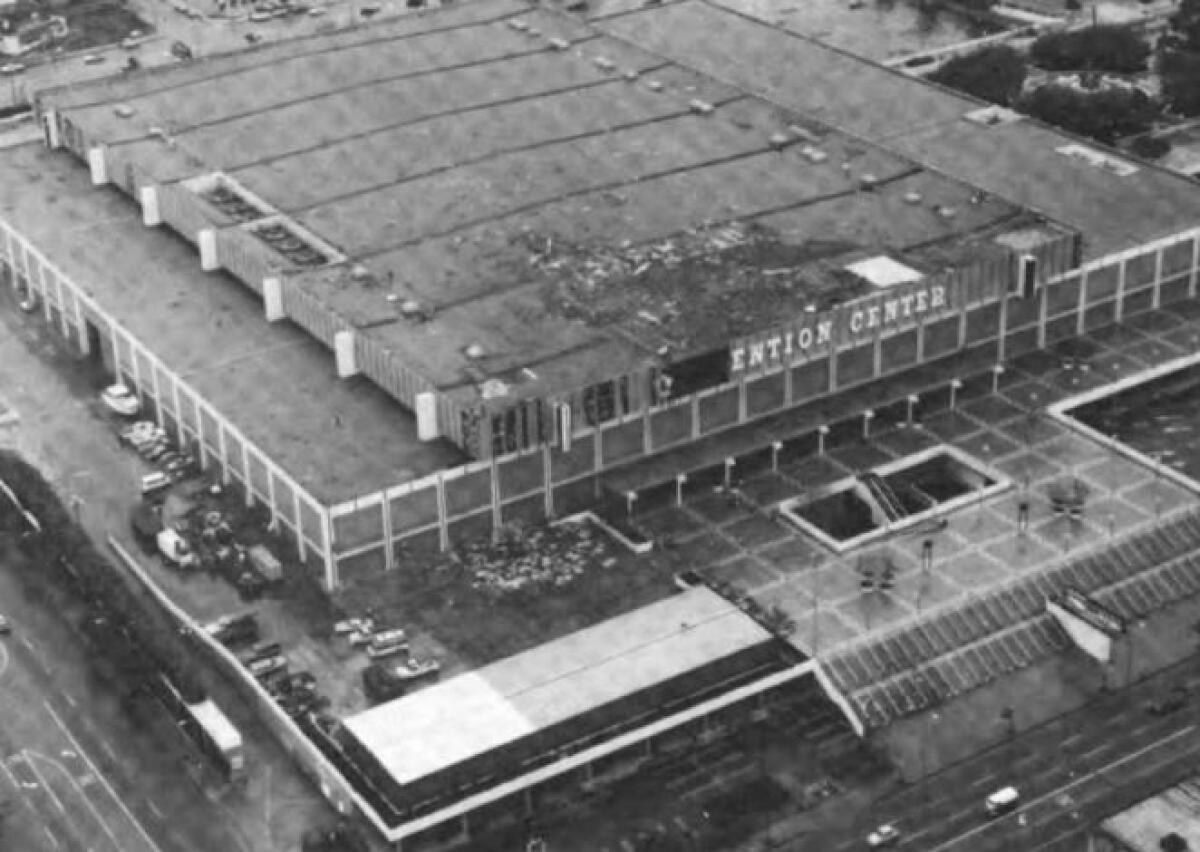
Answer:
[519,222,864,350]
[453,520,615,594]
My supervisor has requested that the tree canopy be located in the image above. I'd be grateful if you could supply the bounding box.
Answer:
[1161,48,1200,116]
[1018,84,1158,144]
[1168,0,1200,53]
[1030,24,1151,73]
[928,44,1027,106]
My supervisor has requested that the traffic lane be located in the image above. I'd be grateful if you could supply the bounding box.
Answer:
[0,628,164,852]
[0,750,84,852]
[832,696,1198,851]
[935,725,1200,852]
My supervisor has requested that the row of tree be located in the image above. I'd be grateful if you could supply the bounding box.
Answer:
[928,9,1200,149]
[0,449,206,702]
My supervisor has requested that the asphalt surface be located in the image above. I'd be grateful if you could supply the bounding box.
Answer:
[805,654,1200,852]
[0,550,257,852]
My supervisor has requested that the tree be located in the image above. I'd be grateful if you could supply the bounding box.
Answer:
[1018,84,1159,144]
[1130,134,1171,159]
[1161,49,1200,116]
[1030,24,1151,73]
[929,44,1028,106]
[1168,0,1200,53]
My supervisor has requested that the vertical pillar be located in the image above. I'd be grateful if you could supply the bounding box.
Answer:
[737,375,747,422]
[110,325,121,379]
[198,228,218,271]
[1114,258,1127,323]
[1076,270,1090,336]
[675,473,687,507]
[139,186,161,227]
[193,393,205,468]
[542,443,554,520]
[861,409,874,441]
[293,490,306,561]
[87,146,108,185]
[691,396,701,439]
[73,289,87,355]
[641,397,652,455]
[1189,237,1200,299]
[1152,244,1164,310]
[218,423,231,484]
[817,424,829,456]
[828,349,839,392]
[872,334,882,378]
[783,360,793,406]
[54,269,68,338]
[322,509,337,592]
[130,346,142,399]
[266,469,280,532]
[489,455,502,537]
[381,491,394,571]
[241,441,253,507]
[436,473,449,551]
[172,376,185,445]
[996,294,1009,364]
[915,317,926,364]
[1036,276,1049,349]
[957,289,969,349]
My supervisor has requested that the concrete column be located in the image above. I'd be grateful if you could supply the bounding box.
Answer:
[1076,270,1090,336]
[996,294,1009,363]
[334,329,358,378]
[139,186,161,227]
[1152,244,1164,310]
[542,443,554,520]
[293,490,306,561]
[193,393,206,470]
[198,229,218,271]
[87,146,108,185]
[436,472,450,551]
[218,423,231,484]
[241,441,253,508]
[737,375,747,422]
[322,512,337,592]
[263,276,284,321]
[1189,237,1199,299]
[1114,258,1127,323]
[73,289,87,355]
[381,493,394,571]
[42,109,60,148]
[1036,276,1049,349]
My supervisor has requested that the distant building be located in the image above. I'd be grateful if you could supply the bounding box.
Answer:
[1091,776,1200,852]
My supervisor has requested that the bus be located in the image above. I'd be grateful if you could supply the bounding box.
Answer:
[154,674,245,781]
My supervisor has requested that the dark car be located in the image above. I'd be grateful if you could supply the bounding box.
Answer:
[1146,687,1188,716]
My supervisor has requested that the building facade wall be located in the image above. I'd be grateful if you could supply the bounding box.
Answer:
[328,228,1200,587]
[0,219,338,590]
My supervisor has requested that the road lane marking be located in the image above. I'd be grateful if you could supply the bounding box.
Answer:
[62,691,78,709]
[147,799,164,820]
[43,700,163,852]
[44,824,62,850]
[24,753,66,815]
[927,724,1197,852]
[29,750,122,852]
[99,738,118,763]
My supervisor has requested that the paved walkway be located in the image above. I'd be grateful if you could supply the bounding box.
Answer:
[634,306,1200,660]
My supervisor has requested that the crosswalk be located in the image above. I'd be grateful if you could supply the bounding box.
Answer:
[823,511,1200,729]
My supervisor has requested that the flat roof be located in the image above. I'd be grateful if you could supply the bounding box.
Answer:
[594,0,1200,261]
[0,141,464,501]
[341,586,773,786]
[40,0,1048,404]
[1101,777,1200,852]
[188,698,243,752]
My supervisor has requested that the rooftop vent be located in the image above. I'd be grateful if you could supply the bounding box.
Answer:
[859,173,879,190]
[548,36,570,50]
[593,56,615,72]
[937,205,957,219]
[689,99,714,115]
[623,69,640,81]
[464,342,486,360]
[508,18,528,30]
[903,191,922,204]
[646,80,664,91]
[768,131,791,150]
[801,146,828,163]
[527,27,541,36]
[789,125,821,143]
[399,298,429,322]
[964,105,1021,127]
[206,183,264,223]
[350,264,371,281]
[251,221,329,267]
[114,104,135,118]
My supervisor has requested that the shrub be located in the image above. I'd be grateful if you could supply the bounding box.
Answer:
[1019,84,1159,144]
[1168,0,1200,53]
[1129,134,1172,159]
[1161,49,1200,116]
[929,44,1028,105]
[1030,24,1151,73]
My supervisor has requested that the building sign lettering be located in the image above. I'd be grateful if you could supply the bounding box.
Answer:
[730,283,949,374]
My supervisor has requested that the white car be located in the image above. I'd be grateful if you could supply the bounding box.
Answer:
[101,384,141,416]
[157,528,198,568]
[0,63,26,76]
[867,824,900,848]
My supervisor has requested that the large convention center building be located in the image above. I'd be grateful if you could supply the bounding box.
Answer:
[5,0,1200,845]
[11,0,1200,591]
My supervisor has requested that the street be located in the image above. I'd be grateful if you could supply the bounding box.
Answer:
[800,653,1200,852]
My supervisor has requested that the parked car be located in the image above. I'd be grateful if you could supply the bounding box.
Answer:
[157,528,198,568]
[130,502,164,554]
[867,824,900,848]
[334,617,374,636]
[247,654,288,679]
[140,472,173,501]
[0,614,11,635]
[0,63,26,76]
[101,384,141,416]
[389,657,440,682]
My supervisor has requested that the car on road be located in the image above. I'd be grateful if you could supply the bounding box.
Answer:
[985,786,1020,817]
[866,824,900,848]
[101,383,141,416]
[82,54,106,65]
[0,63,26,76]
[0,614,11,635]
[1146,686,1188,716]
